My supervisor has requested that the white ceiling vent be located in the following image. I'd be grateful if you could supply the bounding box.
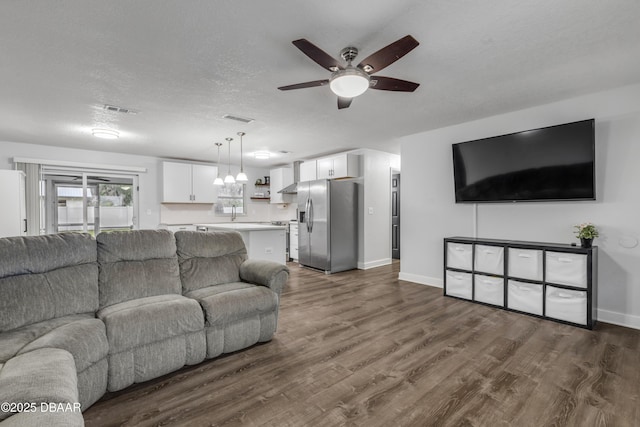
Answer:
[222,114,255,124]
[103,104,139,114]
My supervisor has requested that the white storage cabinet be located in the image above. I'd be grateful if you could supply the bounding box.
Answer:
[162,161,218,203]
[444,237,597,329]
[299,160,317,182]
[316,153,360,179]
[269,167,294,204]
[289,221,299,261]
[0,170,27,238]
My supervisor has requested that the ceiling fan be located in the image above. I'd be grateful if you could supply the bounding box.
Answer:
[278,35,420,109]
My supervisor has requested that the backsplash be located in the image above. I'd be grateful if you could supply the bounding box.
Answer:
[160,201,296,225]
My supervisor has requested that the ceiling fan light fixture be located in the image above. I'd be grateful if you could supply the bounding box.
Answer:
[329,67,370,98]
[92,128,119,139]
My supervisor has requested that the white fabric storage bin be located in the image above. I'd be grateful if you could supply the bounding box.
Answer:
[546,252,588,288]
[545,285,587,325]
[507,280,543,315]
[474,274,504,306]
[445,270,472,300]
[474,245,504,275]
[508,248,543,281]
[446,243,473,270]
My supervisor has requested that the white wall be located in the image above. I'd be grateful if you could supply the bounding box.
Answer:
[350,149,400,269]
[399,83,640,329]
[0,141,296,230]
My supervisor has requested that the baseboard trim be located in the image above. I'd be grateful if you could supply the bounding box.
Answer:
[398,272,443,288]
[358,258,392,270]
[597,308,640,330]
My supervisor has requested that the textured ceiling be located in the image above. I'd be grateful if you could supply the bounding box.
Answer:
[1,1,640,167]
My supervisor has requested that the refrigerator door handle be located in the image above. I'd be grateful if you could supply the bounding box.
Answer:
[304,198,311,233]
[308,198,314,233]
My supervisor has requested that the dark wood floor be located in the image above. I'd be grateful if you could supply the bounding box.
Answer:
[84,261,640,427]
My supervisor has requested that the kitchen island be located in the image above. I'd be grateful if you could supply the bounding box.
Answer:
[195,223,287,265]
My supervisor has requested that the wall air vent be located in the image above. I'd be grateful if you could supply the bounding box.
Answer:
[103,104,139,114]
[222,114,255,124]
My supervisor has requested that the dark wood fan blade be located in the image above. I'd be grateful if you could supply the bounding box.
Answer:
[278,80,329,91]
[337,97,352,109]
[357,35,419,74]
[369,76,419,92]
[292,39,343,71]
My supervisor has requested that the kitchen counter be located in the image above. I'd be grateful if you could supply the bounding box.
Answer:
[195,223,287,264]
[194,223,286,231]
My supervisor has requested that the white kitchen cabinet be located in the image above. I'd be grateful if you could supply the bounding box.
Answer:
[316,153,359,179]
[0,170,27,238]
[197,223,287,265]
[444,237,597,329]
[191,164,218,203]
[162,161,217,203]
[300,160,317,182]
[269,167,294,204]
[290,221,299,261]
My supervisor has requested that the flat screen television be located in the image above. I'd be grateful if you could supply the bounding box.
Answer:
[452,119,595,203]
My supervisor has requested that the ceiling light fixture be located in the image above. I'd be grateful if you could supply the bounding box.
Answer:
[235,132,248,182]
[213,142,224,186]
[254,151,271,160]
[329,66,370,98]
[91,128,119,139]
[224,138,235,184]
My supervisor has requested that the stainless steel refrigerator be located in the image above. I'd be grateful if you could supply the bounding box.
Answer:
[297,179,358,273]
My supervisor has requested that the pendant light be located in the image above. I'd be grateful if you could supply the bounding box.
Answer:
[213,142,224,186]
[224,137,235,184]
[235,131,248,182]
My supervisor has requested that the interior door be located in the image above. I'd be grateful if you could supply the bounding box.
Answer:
[392,173,400,259]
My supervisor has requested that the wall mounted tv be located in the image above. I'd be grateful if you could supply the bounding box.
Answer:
[452,119,595,203]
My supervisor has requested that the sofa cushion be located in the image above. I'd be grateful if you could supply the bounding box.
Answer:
[0,348,78,422]
[97,230,182,308]
[0,314,107,373]
[97,294,204,353]
[17,318,108,373]
[186,282,278,326]
[0,233,98,332]
[175,230,248,292]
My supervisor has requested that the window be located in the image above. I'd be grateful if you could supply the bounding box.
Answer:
[215,182,245,217]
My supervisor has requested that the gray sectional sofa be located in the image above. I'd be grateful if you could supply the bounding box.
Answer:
[0,229,288,426]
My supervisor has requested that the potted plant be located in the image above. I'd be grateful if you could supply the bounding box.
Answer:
[574,222,599,248]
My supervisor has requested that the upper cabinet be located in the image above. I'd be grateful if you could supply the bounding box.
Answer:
[162,161,218,203]
[270,167,294,204]
[300,160,317,182]
[316,153,360,180]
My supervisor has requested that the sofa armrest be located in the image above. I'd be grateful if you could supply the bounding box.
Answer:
[239,260,289,296]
